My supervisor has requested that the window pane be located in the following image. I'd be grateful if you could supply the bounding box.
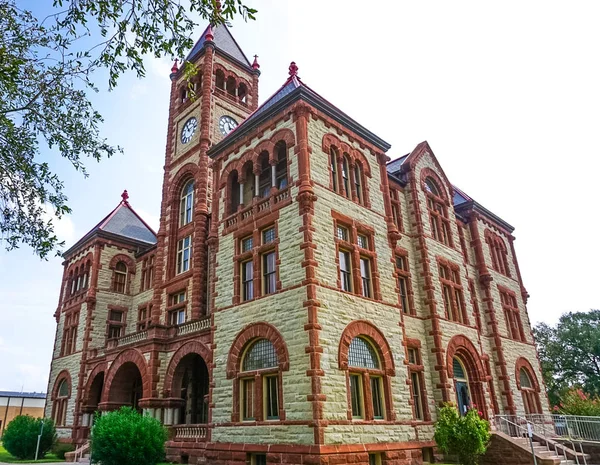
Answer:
[408,348,417,365]
[350,374,363,418]
[398,277,408,313]
[357,234,368,249]
[242,378,255,421]
[330,150,338,192]
[371,377,384,419]
[109,310,123,322]
[265,376,279,419]
[360,258,371,298]
[263,252,276,295]
[339,250,352,292]
[520,368,532,388]
[348,337,379,369]
[262,228,276,244]
[411,372,423,420]
[453,358,466,379]
[242,261,254,301]
[242,237,253,252]
[336,226,348,241]
[58,380,69,397]
[177,310,185,324]
[242,339,278,371]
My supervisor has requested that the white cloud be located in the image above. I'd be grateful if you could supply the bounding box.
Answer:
[42,205,76,244]
[136,208,160,232]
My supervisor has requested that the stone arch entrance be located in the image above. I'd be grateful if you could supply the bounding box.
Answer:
[447,335,488,417]
[172,353,209,425]
[100,349,148,412]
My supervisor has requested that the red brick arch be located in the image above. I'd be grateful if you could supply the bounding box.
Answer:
[168,163,199,202]
[51,370,72,400]
[83,362,107,403]
[226,322,289,379]
[101,348,149,403]
[420,167,451,203]
[338,320,395,375]
[108,254,136,273]
[220,149,256,189]
[515,357,540,391]
[163,341,212,396]
[66,251,93,275]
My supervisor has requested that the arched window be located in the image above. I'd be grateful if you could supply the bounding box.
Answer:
[342,155,351,198]
[226,76,236,96]
[180,87,187,104]
[424,176,452,246]
[113,262,127,293]
[519,367,541,414]
[53,378,70,426]
[257,152,271,198]
[215,69,225,90]
[486,232,511,277]
[238,82,248,104]
[347,337,385,420]
[354,163,364,204]
[275,141,288,190]
[239,339,280,421]
[179,179,194,226]
[453,357,471,415]
[330,148,339,192]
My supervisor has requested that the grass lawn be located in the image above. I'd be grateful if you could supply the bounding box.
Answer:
[0,444,64,463]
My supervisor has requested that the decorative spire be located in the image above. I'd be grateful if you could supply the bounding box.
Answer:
[252,55,260,70]
[121,189,129,204]
[288,61,298,77]
[205,24,214,41]
[170,58,179,74]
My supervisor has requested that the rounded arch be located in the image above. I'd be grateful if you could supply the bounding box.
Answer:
[322,133,351,157]
[66,251,94,275]
[163,341,212,396]
[108,254,135,273]
[168,163,199,202]
[101,349,149,403]
[83,362,107,400]
[220,149,256,189]
[446,335,486,381]
[420,167,451,202]
[515,357,540,391]
[226,322,289,379]
[338,320,395,375]
[51,370,72,400]
[270,128,296,151]
[253,140,276,162]
[351,149,372,177]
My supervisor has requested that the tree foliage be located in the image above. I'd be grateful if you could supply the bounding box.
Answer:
[434,403,491,465]
[0,0,255,258]
[534,310,600,406]
[1,415,56,460]
[557,389,600,416]
[91,407,168,465]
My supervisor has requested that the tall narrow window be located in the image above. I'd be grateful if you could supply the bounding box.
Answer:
[242,260,254,301]
[395,255,411,314]
[275,142,288,189]
[180,180,194,226]
[500,288,525,342]
[330,148,338,192]
[407,346,427,421]
[411,372,424,420]
[424,177,452,246]
[107,310,124,339]
[439,262,467,324]
[519,367,541,414]
[61,311,79,356]
[347,337,385,421]
[339,250,352,292]
[262,252,276,295]
[342,155,351,198]
[354,164,363,204]
[113,262,127,293]
[238,339,280,422]
[137,304,151,331]
[177,236,192,274]
[360,257,372,298]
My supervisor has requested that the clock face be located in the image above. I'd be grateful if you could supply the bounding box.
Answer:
[219,115,238,135]
[180,117,198,144]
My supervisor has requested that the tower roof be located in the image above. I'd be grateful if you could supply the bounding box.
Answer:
[185,23,251,68]
[64,191,157,258]
[208,62,391,156]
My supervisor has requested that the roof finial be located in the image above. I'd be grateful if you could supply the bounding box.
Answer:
[170,58,179,74]
[121,190,129,204]
[205,24,214,41]
[289,61,298,77]
[252,55,260,70]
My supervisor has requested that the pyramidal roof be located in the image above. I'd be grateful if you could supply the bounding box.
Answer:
[65,191,157,257]
[208,63,391,156]
[186,23,251,67]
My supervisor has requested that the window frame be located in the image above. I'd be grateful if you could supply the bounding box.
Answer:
[52,377,70,427]
[394,252,414,315]
[176,235,192,275]
[423,176,453,247]
[179,179,195,227]
[438,260,468,324]
[137,303,152,331]
[406,344,429,421]
[499,287,525,342]
[107,308,125,339]
[112,261,128,293]
[60,310,79,356]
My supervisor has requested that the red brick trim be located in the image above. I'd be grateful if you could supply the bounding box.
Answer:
[338,320,395,375]
[108,254,135,272]
[82,363,106,404]
[51,370,72,400]
[101,348,150,403]
[515,357,540,391]
[163,340,212,396]
[226,322,290,379]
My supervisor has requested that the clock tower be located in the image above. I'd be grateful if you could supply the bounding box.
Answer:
[150,23,259,330]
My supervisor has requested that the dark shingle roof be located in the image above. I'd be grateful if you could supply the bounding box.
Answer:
[208,73,391,156]
[186,24,251,66]
[64,195,157,258]
[386,155,409,176]
[0,391,46,398]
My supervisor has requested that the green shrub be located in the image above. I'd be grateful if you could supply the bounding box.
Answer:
[1,415,57,460]
[91,407,168,465]
[557,389,600,416]
[434,403,491,465]
[52,442,75,459]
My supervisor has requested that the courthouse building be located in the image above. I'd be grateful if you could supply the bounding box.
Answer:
[45,23,547,465]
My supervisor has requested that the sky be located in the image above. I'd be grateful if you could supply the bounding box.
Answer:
[1,0,599,393]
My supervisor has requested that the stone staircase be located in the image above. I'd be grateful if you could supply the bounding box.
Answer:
[512,436,589,465]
